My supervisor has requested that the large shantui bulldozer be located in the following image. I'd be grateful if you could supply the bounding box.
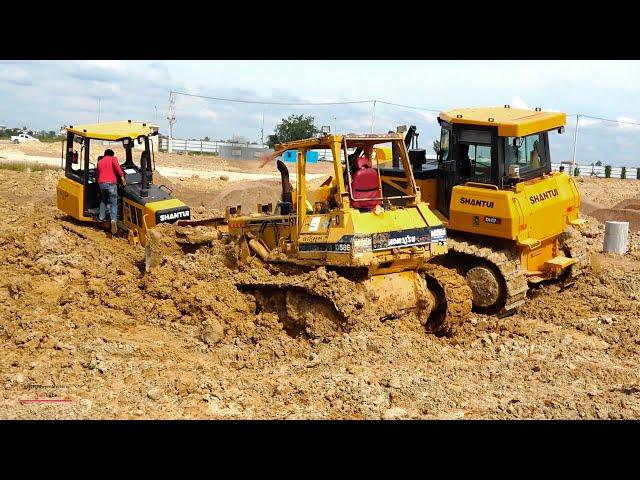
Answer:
[224,130,472,335]
[378,106,589,315]
[56,120,191,246]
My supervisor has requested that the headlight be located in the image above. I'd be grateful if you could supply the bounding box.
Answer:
[351,235,373,255]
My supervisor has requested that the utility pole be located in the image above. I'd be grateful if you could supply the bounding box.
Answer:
[167,91,176,153]
[260,106,265,147]
[571,114,580,175]
[97,97,101,123]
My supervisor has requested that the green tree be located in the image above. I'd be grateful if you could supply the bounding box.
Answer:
[621,166,627,179]
[574,167,580,177]
[268,114,318,148]
[637,168,640,180]
[432,140,440,154]
[604,165,612,178]
[595,160,602,166]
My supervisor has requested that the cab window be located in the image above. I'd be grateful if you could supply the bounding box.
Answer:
[440,127,450,161]
[456,129,493,182]
[505,133,547,174]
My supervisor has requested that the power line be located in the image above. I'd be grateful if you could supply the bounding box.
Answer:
[580,114,640,127]
[171,90,640,128]
[172,90,374,106]
[375,100,441,112]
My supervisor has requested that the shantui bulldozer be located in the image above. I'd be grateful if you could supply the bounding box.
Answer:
[56,120,191,246]
[378,106,589,315]
[224,130,473,335]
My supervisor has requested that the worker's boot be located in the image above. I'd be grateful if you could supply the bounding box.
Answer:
[111,220,118,235]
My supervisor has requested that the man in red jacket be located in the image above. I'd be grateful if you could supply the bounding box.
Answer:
[97,149,127,234]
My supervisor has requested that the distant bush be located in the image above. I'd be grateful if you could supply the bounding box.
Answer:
[0,161,59,172]
[637,168,640,180]
[605,165,612,178]
[621,166,627,179]
[39,136,65,143]
[573,167,580,177]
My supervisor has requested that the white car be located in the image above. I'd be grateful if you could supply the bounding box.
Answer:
[11,133,39,144]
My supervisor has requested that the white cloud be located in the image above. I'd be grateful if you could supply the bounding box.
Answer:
[616,116,640,130]
[196,109,219,121]
[0,65,29,83]
[418,111,436,122]
[510,96,529,109]
[578,117,601,127]
[83,60,126,72]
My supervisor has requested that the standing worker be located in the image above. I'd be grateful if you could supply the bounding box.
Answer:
[97,148,127,234]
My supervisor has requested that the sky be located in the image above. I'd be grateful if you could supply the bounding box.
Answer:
[1,60,640,166]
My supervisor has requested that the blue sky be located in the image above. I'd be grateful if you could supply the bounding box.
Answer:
[1,60,640,166]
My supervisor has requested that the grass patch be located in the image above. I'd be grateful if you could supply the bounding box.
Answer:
[0,161,60,172]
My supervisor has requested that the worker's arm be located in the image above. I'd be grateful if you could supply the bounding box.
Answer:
[113,157,127,186]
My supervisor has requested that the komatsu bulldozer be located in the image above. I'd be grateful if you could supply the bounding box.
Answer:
[225,130,472,335]
[379,106,589,316]
[56,120,190,246]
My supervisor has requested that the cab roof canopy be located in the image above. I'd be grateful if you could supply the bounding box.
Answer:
[439,107,567,138]
[65,120,158,141]
[276,133,402,151]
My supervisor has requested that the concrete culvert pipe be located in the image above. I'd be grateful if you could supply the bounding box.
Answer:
[603,221,629,254]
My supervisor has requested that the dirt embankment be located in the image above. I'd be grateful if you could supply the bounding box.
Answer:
[1,170,640,419]
[576,177,640,231]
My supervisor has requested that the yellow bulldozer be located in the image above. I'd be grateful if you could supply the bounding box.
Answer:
[378,106,588,315]
[225,130,472,335]
[56,120,191,246]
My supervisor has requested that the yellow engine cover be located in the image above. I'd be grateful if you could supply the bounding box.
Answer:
[448,172,581,244]
[56,177,94,222]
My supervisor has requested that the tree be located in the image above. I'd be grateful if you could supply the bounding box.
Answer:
[268,114,318,148]
[595,160,603,166]
[432,140,440,155]
[203,136,210,142]
[621,166,627,179]
[573,167,580,177]
[605,165,612,178]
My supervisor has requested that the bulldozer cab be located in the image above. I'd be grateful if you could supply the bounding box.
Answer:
[274,132,421,229]
[435,106,566,216]
[60,120,162,221]
[57,120,191,246]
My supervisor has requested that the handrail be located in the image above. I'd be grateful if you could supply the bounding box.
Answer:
[464,182,499,191]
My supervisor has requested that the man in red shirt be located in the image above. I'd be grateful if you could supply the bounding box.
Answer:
[97,149,127,234]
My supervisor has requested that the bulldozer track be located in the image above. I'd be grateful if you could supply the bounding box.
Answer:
[422,264,473,336]
[233,267,368,333]
[443,234,529,316]
[559,227,590,284]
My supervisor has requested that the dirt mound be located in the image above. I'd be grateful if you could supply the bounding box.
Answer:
[2,170,640,419]
[588,209,640,232]
[206,179,283,212]
[612,198,640,210]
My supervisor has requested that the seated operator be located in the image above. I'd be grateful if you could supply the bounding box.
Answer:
[457,144,472,177]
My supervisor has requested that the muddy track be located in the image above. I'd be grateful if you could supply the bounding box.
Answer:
[423,264,472,336]
[559,227,591,282]
[441,234,529,315]
[233,266,374,335]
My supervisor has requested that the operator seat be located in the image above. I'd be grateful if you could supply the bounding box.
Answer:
[350,156,382,211]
